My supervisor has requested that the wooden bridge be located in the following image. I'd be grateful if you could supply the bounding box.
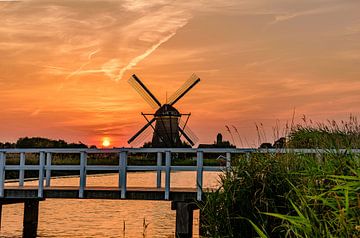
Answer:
[0,148,357,237]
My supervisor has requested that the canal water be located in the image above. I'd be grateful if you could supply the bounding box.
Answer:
[1,171,221,237]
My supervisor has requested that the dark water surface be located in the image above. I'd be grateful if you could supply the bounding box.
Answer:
[1,172,220,237]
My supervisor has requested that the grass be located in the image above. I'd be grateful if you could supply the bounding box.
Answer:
[199,117,360,237]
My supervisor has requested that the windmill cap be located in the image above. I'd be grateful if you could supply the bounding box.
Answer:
[155,104,180,117]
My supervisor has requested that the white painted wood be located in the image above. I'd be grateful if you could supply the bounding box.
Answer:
[45,152,52,187]
[226,152,231,171]
[19,152,25,187]
[38,152,45,198]
[79,152,87,198]
[120,151,127,199]
[1,147,359,201]
[1,148,360,155]
[0,152,5,197]
[196,151,204,201]
[164,151,171,200]
[156,152,162,188]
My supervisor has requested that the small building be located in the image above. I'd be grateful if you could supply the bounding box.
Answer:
[198,133,236,148]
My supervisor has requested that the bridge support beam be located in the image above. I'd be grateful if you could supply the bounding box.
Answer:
[172,201,198,238]
[23,199,40,238]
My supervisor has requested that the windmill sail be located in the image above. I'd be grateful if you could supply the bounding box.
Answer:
[129,74,162,109]
[128,73,200,148]
[128,117,156,144]
[179,119,199,145]
[168,74,200,106]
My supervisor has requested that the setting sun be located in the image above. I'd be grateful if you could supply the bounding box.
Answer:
[102,138,111,147]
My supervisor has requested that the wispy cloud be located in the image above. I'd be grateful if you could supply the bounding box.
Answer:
[269,6,341,24]
[115,32,176,81]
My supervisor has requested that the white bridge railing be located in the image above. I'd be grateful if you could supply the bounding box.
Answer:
[0,148,359,201]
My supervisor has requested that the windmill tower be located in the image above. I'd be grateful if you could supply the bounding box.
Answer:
[128,74,200,148]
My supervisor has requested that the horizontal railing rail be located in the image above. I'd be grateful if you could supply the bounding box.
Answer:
[0,148,359,200]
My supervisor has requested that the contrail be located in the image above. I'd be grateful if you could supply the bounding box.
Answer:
[114,32,176,82]
[66,48,100,80]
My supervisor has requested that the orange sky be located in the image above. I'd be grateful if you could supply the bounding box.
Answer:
[0,0,360,147]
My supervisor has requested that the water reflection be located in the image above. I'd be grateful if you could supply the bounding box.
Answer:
[1,172,220,237]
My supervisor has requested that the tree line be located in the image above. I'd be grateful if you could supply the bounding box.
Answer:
[0,137,92,148]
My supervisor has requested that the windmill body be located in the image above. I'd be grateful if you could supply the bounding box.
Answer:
[128,74,200,148]
[152,104,181,147]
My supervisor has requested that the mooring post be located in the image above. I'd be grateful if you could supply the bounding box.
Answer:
[156,152,162,188]
[23,199,40,238]
[172,201,197,238]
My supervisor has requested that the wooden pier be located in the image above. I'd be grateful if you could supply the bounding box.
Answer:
[0,148,356,237]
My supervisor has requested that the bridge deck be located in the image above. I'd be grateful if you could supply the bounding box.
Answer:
[2,186,203,201]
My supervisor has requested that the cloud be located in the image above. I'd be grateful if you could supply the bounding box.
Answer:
[269,6,340,24]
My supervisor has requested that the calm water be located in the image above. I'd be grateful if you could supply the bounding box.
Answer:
[1,172,220,237]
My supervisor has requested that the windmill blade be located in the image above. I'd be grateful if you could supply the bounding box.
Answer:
[128,117,156,144]
[178,127,195,146]
[179,119,199,146]
[168,73,200,106]
[129,125,153,147]
[128,74,162,109]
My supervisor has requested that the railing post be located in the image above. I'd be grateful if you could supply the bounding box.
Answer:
[45,152,52,187]
[38,152,45,198]
[245,152,250,162]
[0,152,5,198]
[196,150,204,201]
[156,152,162,188]
[19,152,25,187]
[79,152,87,198]
[164,151,171,200]
[120,151,127,199]
[226,152,231,171]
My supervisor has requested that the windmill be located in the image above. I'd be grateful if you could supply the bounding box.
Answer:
[127,74,200,148]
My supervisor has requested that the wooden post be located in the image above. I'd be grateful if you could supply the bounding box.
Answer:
[23,199,40,238]
[19,152,25,187]
[0,203,2,232]
[156,152,162,188]
[173,201,195,238]
[226,152,231,171]
[45,152,52,187]
[164,151,171,200]
[196,151,203,201]
[38,152,45,198]
[79,152,87,198]
[120,151,127,199]
[0,152,5,198]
